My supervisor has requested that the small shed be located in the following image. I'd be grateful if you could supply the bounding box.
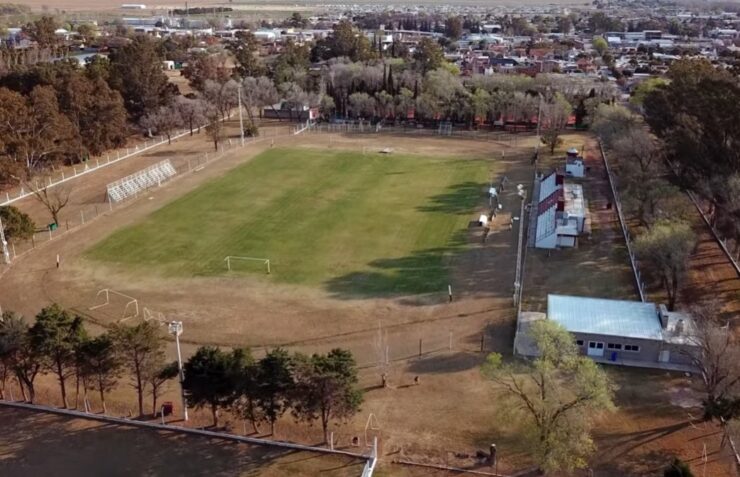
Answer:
[565,148,585,178]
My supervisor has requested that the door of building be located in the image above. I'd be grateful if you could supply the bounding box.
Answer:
[659,350,670,363]
[587,341,604,357]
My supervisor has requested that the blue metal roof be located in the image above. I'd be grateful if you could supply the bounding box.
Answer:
[547,295,663,340]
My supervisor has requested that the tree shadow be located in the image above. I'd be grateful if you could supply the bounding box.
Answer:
[416,181,488,215]
[324,181,489,299]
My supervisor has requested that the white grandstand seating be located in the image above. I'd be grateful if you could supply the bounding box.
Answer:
[106,160,177,203]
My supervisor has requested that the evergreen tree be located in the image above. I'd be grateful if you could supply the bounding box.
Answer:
[29,304,87,408]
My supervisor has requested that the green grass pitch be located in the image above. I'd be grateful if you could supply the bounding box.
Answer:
[87,148,488,297]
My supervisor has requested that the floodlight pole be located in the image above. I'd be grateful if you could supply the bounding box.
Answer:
[237,80,245,147]
[0,216,10,264]
[168,321,188,421]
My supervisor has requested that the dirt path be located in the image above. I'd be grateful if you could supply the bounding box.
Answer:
[680,210,740,318]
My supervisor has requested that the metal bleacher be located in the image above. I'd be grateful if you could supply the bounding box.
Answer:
[106,160,177,203]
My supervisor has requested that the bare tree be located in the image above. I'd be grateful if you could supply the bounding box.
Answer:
[203,79,239,120]
[242,76,280,120]
[635,220,696,310]
[611,128,661,175]
[175,97,207,136]
[140,104,183,145]
[684,303,740,421]
[205,107,224,152]
[539,93,572,154]
[29,184,71,226]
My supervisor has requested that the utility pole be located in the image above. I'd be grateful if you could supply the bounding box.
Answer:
[237,80,245,147]
[535,92,543,156]
[168,321,188,421]
[0,216,10,265]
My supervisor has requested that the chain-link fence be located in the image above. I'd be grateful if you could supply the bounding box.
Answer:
[308,121,536,145]
[1,128,197,207]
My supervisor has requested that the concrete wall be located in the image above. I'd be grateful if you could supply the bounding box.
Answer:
[665,343,698,366]
[573,332,661,363]
[573,332,698,369]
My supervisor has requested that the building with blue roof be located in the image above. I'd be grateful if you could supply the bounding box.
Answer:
[514,294,699,372]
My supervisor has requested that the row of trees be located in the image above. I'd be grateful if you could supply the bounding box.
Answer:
[183,346,362,442]
[0,306,175,414]
[593,59,740,309]
[643,59,740,261]
[0,34,234,186]
[0,17,621,188]
[184,37,614,139]
[590,102,696,310]
[0,61,127,183]
[0,305,362,443]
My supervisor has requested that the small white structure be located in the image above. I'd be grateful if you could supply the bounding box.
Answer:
[565,148,585,178]
[121,3,147,9]
[533,172,587,249]
[162,60,175,70]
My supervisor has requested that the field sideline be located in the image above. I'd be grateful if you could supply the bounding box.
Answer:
[86,147,489,296]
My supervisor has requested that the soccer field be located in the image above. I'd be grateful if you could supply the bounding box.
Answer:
[87,147,488,296]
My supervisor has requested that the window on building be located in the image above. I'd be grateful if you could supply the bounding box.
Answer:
[588,341,604,349]
[576,339,584,346]
[624,344,640,352]
[607,343,622,350]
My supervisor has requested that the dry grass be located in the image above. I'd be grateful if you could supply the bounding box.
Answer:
[2,129,738,476]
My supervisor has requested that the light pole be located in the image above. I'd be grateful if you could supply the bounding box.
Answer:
[168,321,188,421]
[513,185,527,307]
[0,216,10,265]
[535,92,543,157]
[237,80,245,147]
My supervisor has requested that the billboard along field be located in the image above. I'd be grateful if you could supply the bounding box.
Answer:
[86,147,488,297]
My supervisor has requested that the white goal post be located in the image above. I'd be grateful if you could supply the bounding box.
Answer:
[224,256,271,274]
[89,288,139,322]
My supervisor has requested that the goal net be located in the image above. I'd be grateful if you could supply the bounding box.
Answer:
[224,256,271,274]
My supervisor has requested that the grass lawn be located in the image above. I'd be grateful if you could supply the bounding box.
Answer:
[87,147,488,296]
